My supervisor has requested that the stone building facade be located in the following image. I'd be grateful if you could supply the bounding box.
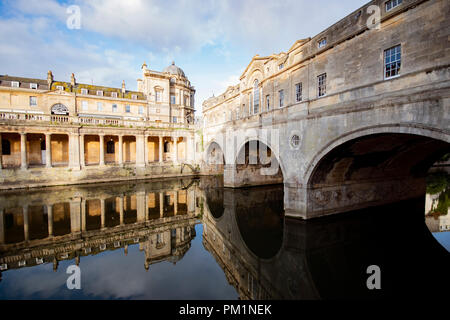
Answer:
[0,62,200,189]
[201,0,450,218]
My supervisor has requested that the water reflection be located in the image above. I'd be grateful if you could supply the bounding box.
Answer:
[202,179,450,299]
[0,176,448,299]
[425,171,450,235]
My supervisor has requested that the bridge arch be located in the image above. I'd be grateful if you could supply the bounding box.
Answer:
[304,124,450,183]
[228,137,285,188]
[204,140,226,175]
[234,135,287,181]
[299,124,450,219]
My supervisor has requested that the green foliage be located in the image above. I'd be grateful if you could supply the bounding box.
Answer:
[439,153,450,162]
[426,172,449,195]
[427,172,450,217]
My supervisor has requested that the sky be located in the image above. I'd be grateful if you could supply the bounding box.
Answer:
[0,0,368,113]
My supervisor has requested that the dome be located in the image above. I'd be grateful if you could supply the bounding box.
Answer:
[163,61,186,78]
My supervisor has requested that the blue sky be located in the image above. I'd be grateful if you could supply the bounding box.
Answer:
[0,0,367,113]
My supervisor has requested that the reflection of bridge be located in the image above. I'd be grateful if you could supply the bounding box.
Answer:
[201,182,450,299]
[202,0,450,219]
[0,178,201,272]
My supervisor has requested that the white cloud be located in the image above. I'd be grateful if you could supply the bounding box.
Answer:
[0,0,368,106]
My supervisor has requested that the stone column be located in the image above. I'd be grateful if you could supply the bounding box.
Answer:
[137,191,146,223]
[20,133,27,170]
[174,191,178,215]
[99,134,105,166]
[224,164,238,188]
[173,135,178,164]
[47,204,53,237]
[159,192,164,218]
[118,135,124,167]
[144,135,149,165]
[80,135,85,167]
[45,134,52,168]
[0,209,4,244]
[145,193,149,220]
[69,133,81,170]
[136,135,146,167]
[0,133,3,172]
[187,136,194,162]
[159,136,163,163]
[100,198,105,229]
[70,198,81,233]
[81,200,86,232]
[119,196,124,225]
[23,206,29,241]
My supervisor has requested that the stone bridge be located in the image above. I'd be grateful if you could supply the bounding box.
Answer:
[201,0,450,219]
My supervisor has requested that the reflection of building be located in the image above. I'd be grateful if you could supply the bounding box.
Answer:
[0,62,200,188]
[425,192,450,232]
[0,178,202,272]
[200,179,450,300]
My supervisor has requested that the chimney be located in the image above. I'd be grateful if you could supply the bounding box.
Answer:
[47,70,53,89]
[121,80,126,98]
[70,73,76,87]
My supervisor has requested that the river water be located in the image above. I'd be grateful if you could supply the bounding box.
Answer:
[0,176,448,299]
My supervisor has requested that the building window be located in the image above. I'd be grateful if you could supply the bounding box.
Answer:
[97,102,103,111]
[278,63,284,70]
[112,104,118,112]
[2,139,11,155]
[29,96,37,106]
[295,83,303,102]
[97,90,103,96]
[106,140,115,154]
[82,101,88,111]
[30,83,38,90]
[139,106,144,115]
[11,81,19,88]
[266,95,270,111]
[157,233,164,245]
[290,135,301,148]
[156,108,160,114]
[318,38,327,48]
[56,85,64,91]
[155,91,161,102]
[81,88,88,95]
[385,0,402,12]
[171,95,176,105]
[132,94,137,100]
[173,116,177,123]
[253,80,260,114]
[125,105,131,113]
[318,73,327,97]
[111,92,118,98]
[279,90,284,108]
[164,141,170,153]
[384,45,401,79]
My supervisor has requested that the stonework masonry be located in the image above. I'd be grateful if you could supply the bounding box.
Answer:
[0,62,201,189]
[1,0,449,220]
[202,0,450,218]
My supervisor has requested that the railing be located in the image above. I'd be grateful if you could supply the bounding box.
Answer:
[0,111,196,130]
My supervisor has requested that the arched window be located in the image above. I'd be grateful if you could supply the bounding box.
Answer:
[51,103,69,115]
[253,80,260,114]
